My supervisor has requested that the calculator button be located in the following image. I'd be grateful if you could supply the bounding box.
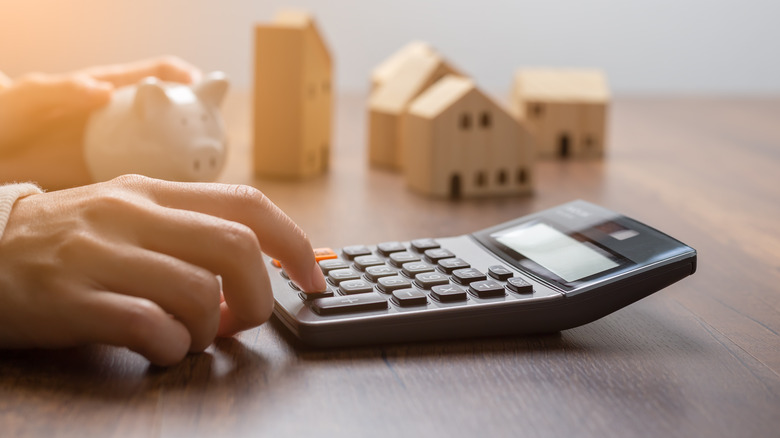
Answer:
[319,259,351,274]
[437,258,470,274]
[353,255,386,271]
[313,247,338,262]
[364,265,398,282]
[488,265,513,281]
[328,269,361,285]
[452,268,487,285]
[377,241,406,256]
[342,245,372,260]
[414,272,450,289]
[288,281,301,291]
[389,251,421,267]
[311,293,388,315]
[402,262,436,277]
[410,238,440,253]
[423,248,456,263]
[469,280,506,298]
[339,279,375,295]
[299,289,335,300]
[280,269,290,279]
[391,288,428,306]
[431,284,468,302]
[377,276,412,293]
[506,277,533,294]
[275,247,337,268]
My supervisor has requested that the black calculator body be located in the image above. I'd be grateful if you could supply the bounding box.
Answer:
[270,200,697,347]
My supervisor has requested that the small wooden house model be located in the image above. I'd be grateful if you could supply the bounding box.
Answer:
[368,48,461,170]
[511,69,609,159]
[403,75,534,198]
[370,41,433,92]
[253,10,333,178]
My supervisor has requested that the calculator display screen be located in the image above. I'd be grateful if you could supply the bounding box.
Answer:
[493,223,620,282]
[472,200,695,293]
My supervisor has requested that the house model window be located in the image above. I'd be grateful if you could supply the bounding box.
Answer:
[480,111,492,128]
[460,113,472,130]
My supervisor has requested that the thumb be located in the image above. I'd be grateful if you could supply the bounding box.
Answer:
[12,73,114,115]
[0,73,113,152]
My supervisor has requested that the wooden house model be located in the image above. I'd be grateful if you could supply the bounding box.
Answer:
[403,75,534,198]
[511,69,609,159]
[368,48,461,170]
[253,10,333,178]
[370,41,433,92]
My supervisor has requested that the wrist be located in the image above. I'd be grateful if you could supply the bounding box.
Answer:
[0,183,43,241]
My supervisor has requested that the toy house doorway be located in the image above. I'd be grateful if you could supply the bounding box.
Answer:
[450,174,462,199]
[558,133,571,158]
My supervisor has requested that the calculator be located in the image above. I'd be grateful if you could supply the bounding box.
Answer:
[269,200,697,347]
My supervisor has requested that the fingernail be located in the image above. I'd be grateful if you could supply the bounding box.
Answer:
[310,262,327,292]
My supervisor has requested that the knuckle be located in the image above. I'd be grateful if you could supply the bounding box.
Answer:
[56,229,101,260]
[220,220,260,254]
[227,184,267,206]
[111,173,154,188]
[80,188,146,222]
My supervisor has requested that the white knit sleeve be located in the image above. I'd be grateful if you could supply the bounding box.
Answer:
[0,183,43,240]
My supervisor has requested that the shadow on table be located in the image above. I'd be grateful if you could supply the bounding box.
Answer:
[0,298,702,402]
[0,337,270,401]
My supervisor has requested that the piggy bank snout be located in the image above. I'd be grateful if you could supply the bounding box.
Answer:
[188,141,225,180]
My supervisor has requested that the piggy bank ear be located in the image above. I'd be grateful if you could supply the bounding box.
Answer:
[133,77,170,118]
[194,71,229,107]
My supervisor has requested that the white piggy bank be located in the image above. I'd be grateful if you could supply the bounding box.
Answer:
[84,71,229,182]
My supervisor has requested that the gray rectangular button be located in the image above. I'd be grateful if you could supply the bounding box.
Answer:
[311,293,388,315]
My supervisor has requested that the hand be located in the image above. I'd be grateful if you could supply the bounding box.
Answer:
[0,175,327,366]
[0,56,201,190]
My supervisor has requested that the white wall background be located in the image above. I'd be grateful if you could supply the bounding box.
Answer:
[0,0,777,95]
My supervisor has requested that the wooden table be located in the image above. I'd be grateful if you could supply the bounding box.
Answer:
[2,94,778,438]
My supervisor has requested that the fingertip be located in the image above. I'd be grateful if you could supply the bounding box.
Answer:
[307,261,328,292]
[216,298,273,338]
[141,320,191,366]
[86,80,114,106]
[217,303,240,337]
[284,255,327,295]
[188,68,203,84]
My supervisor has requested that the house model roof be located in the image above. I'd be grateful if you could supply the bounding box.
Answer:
[408,75,475,118]
[513,69,609,102]
[371,41,434,88]
[273,9,315,27]
[268,9,332,68]
[369,50,460,114]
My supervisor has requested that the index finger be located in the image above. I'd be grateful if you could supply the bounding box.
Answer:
[81,56,202,88]
[123,176,326,294]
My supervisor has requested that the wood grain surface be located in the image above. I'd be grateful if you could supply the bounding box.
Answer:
[1,93,778,438]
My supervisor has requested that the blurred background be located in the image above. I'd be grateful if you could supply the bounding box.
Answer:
[0,0,777,95]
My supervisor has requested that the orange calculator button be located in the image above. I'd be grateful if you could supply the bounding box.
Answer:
[272,247,337,268]
[313,247,338,262]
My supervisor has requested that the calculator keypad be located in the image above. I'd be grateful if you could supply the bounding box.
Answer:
[281,239,545,316]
